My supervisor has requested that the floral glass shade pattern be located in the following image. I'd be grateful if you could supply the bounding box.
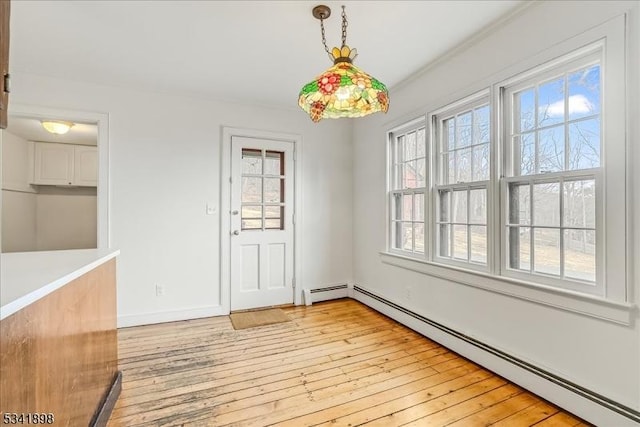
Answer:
[299,46,389,122]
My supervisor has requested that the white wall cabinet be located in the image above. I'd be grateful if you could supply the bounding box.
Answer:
[32,142,97,187]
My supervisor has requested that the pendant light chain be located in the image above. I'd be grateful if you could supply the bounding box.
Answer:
[341,5,348,48]
[319,17,330,54]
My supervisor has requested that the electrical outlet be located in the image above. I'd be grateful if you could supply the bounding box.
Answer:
[155,284,165,297]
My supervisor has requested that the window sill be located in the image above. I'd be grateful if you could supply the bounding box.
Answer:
[379,251,635,325]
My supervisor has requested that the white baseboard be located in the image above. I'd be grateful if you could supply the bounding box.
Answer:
[117,305,227,328]
[352,284,640,427]
[303,283,349,305]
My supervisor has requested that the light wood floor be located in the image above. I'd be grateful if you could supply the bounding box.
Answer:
[108,299,589,427]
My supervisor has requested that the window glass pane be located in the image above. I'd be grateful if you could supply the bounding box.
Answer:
[439,190,450,222]
[538,125,565,173]
[455,148,471,183]
[242,219,262,230]
[402,194,413,221]
[474,105,490,144]
[414,193,424,222]
[515,133,535,176]
[564,229,596,282]
[264,151,284,175]
[445,118,455,150]
[509,183,530,225]
[264,178,283,203]
[417,128,426,157]
[533,182,560,226]
[517,88,535,132]
[242,149,262,174]
[265,218,283,229]
[568,65,600,120]
[405,132,417,161]
[393,221,402,249]
[569,119,600,170]
[441,152,455,185]
[414,223,425,254]
[509,226,531,271]
[563,179,595,228]
[472,144,489,181]
[402,222,413,251]
[538,77,564,127]
[457,112,472,147]
[403,161,417,189]
[469,189,486,224]
[241,205,262,219]
[534,228,560,276]
[453,225,468,260]
[439,224,451,257]
[452,190,467,223]
[415,158,426,187]
[264,205,282,218]
[241,177,262,203]
[470,225,487,264]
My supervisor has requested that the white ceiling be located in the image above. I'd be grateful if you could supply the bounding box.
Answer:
[9,1,525,111]
[7,117,97,146]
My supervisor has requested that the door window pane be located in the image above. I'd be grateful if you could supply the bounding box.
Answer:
[264,151,284,175]
[242,149,262,174]
[241,177,262,203]
[242,219,262,230]
[241,205,262,219]
[264,178,283,203]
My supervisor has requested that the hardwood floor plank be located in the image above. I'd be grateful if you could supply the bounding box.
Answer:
[107,299,588,427]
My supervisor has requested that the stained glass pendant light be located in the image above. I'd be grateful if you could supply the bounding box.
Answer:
[299,5,389,122]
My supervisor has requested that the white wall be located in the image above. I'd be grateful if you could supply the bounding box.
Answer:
[35,187,97,251]
[352,0,639,418]
[1,130,37,251]
[9,72,353,326]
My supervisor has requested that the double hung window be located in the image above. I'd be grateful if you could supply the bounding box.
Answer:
[387,36,626,301]
[389,123,427,256]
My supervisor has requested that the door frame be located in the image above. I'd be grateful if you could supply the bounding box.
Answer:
[7,103,111,249]
[220,126,303,313]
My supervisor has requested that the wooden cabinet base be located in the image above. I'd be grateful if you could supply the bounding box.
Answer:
[0,259,120,425]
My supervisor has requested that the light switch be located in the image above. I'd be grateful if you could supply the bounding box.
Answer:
[206,203,216,215]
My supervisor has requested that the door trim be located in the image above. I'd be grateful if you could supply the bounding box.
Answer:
[220,126,303,314]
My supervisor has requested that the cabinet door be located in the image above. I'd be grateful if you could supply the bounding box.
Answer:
[33,142,74,185]
[73,145,98,187]
[0,0,10,129]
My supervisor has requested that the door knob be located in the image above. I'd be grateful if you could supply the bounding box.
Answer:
[232,230,240,235]
[232,210,239,215]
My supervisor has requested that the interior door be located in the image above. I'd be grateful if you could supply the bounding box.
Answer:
[230,136,294,311]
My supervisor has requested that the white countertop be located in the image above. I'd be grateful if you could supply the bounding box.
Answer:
[0,248,120,320]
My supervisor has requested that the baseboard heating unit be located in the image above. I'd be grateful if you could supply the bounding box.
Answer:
[352,284,640,427]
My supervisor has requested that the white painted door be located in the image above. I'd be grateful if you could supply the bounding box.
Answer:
[230,136,295,310]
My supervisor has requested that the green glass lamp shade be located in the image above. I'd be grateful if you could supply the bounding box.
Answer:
[299,46,389,122]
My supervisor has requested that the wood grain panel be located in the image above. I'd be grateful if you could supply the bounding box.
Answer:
[1,259,119,425]
[108,299,590,426]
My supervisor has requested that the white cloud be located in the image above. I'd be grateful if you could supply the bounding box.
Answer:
[542,94,594,117]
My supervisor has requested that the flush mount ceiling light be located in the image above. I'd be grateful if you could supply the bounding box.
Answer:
[299,5,389,122]
[41,120,75,135]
